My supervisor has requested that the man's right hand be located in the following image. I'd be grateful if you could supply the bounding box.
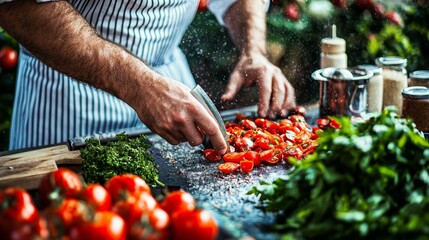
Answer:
[129,75,228,155]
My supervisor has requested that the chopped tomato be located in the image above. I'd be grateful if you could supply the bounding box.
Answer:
[223,152,245,163]
[241,119,257,130]
[259,149,274,162]
[329,118,342,129]
[240,160,254,173]
[243,151,260,166]
[203,149,222,162]
[218,162,240,174]
[317,118,330,129]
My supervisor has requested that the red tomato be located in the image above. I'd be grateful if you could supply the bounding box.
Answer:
[160,190,196,217]
[79,184,112,211]
[289,114,305,123]
[243,151,260,166]
[38,168,83,208]
[197,0,208,11]
[105,174,150,202]
[283,3,300,22]
[113,191,158,226]
[43,198,89,237]
[0,46,18,70]
[203,149,222,162]
[171,209,218,240]
[329,118,342,129]
[259,149,274,162]
[0,187,38,223]
[128,207,170,240]
[240,160,254,173]
[69,211,126,240]
[317,118,331,129]
[217,162,240,174]
[386,11,403,26]
[241,119,257,130]
[223,152,245,163]
[0,216,49,240]
[265,149,282,164]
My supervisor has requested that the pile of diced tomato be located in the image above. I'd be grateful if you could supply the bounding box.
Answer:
[0,169,218,240]
[203,108,341,174]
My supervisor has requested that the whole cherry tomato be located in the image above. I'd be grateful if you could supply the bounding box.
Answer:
[283,3,300,22]
[43,198,89,238]
[38,168,83,208]
[0,46,18,70]
[69,211,126,240]
[171,209,218,240]
[105,174,150,203]
[128,207,170,240]
[203,149,222,162]
[0,187,38,223]
[112,191,158,226]
[79,183,112,211]
[160,190,196,217]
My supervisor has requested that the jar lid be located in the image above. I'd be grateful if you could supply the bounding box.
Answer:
[320,67,373,81]
[410,70,429,81]
[402,86,429,99]
[375,56,407,67]
[357,64,382,75]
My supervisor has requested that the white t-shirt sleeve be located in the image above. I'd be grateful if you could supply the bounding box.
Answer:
[208,0,270,26]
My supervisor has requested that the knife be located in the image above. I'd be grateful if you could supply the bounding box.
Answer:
[190,85,228,146]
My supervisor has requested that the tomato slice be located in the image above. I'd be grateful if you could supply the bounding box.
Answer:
[265,149,282,164]
[243,151,260,166]
[317,118,330,129]
[217,162,240,174]
[241,119,257,130]
[223,152,245,163]
[329,118,342,129]
[240,160,254,173]
[203,149,222,162]
[259,149,274,162]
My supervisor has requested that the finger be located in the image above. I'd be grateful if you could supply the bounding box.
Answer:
[267,73,286,119]
[257,73,273,118]
[194,111,228,155]
[282,81,297,116]
[221,70,244,101]
[181,125,205,147]
[160,132,182,145]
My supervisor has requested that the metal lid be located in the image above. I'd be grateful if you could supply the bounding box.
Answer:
[357,64,382,75]
[410,70,429,81]
[375,56,407,67]
[402,86,429,99]
[320,67,373,81]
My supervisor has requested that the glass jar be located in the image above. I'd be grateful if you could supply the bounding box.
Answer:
[409,70,429,88]
[357,65,383,113]
[401,86,429,132]
[375,56,408,115]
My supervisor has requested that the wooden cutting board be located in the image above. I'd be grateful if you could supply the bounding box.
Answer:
[0,145,82,190]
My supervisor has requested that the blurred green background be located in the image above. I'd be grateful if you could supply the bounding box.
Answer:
[1,0,428,151]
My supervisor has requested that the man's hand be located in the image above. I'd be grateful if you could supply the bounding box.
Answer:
[222,0,297,119]
[129,75,228,155]
[221,53,296,119]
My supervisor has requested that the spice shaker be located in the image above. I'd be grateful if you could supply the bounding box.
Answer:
[320,25,347,68]
[401,86,429,132]
[409,70,429,88]
[375,56,408,115]
[357,65,383,113]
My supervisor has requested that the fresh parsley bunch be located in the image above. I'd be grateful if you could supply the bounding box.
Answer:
[249,108,429,239]
[80,133,163,187]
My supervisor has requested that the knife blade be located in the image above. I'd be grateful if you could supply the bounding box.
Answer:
[190,85,228,146]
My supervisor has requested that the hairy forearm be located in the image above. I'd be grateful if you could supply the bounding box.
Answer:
[223,0,267,57]
[0,0,156,105]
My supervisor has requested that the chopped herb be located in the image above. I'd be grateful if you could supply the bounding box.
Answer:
[80,133,164,187]
[248,107,429,239]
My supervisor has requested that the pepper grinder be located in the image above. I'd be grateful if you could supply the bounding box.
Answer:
[320,24,347,68]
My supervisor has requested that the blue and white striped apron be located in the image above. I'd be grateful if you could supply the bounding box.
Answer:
[8,0,207,150]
